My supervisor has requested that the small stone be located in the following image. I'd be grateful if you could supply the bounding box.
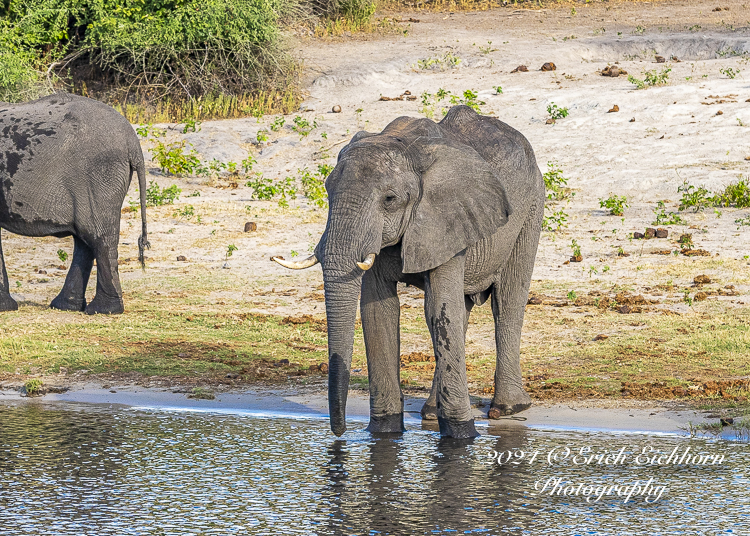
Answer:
[694,292,708,302]
[633,231,645,239]
[645,227,656,239]
[332,105,342,113]
[541,62,556,71]
[655,228,669,238]
[244,222,257,232]
[319,362,329,374]
[593,334,609,341]
[278,358,290,366]
[629,117,636,122]
[608,104,619,113]
[226,373,239,379]
[177,255,187,261]
[716,110,723,116]
[655,55,665,63]
[694,274,711,285]
[511,65,529,73]
[720,417,734,426]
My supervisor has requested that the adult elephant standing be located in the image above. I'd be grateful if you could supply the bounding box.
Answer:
[274,105,544,438]
[0,92,149,315]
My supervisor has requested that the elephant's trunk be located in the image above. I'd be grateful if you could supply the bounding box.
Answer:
[322,263,363,436]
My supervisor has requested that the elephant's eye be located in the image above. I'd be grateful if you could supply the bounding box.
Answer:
[384,194,397,204]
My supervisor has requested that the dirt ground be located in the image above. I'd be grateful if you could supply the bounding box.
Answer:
[1,0,749,408]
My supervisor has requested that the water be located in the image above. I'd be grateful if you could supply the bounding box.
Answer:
[0,402,748,535]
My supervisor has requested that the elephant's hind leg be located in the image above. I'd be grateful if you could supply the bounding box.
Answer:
[0,231,19,312]
[488,203,542,419]
[51,236,94,312]
[85,233,124,315]
[421,296,474,421]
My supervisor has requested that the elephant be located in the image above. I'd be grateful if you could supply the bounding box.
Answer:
[0,92,149,315]
[273,105,544,438]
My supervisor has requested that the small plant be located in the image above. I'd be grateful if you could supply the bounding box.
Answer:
[682,289,693,306]
[678,233,694,250]
[493,85,503,94]
[449,89,485,113]
[150,141,201,176]
[290,250,299,258]
[145,181,181,206]
[136,123,166,138]
[187,191,201,198]
[599,195,629,216]
[735,215,750,228]
[225,244,238,262]
[633,25,646,35]
[543,161,570,200]
[242,155,257,174]
[270,116,286,132]
[678,181,716,212]
[181,118,201,134]
[23,378,43,396]
[547,103,569,121]
[629,68,671,89]
[716,176,750,208]
[417,51,461,71]
[652,201,684,225]
[478,41,497,54]
[57,249,68,264]
[256,130,269,143]
[292,116,317,138]
[543,209,568,231]
[173,205,195,220]
[567,290,578,301]
[570,239,582,258]
[188,387,215,400]
[627,75,646,90]
[300,164,332,208]
[246,175,297,207]
[720,67,740,79]
[588,266,599,277]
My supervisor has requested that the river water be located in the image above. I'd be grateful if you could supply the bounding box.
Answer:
[0,402,747,535]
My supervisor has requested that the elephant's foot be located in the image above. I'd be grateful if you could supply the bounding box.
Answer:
[420,402,438,421]
[0,293,18,312]
[366,413,405,434]
[489,388,532,419]
[50,293,86,312]
[85,295,124,315]
[437,417,479,439]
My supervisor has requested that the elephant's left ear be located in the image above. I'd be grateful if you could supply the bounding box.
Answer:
[401,139,513,274]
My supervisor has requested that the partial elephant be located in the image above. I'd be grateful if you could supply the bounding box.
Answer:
[0,92,149,315]
[273,105,544,438]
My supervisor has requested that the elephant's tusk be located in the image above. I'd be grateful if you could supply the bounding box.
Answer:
[271,255,319,270]
[356,253,377,271]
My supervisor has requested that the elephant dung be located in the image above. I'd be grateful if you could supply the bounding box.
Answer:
[244,221,258,232]
[332,105,342,113]
[655,55,666,63]
[177,255,188,261]
[655,228,669,238]
[633,231,645,239]
[511,65,529,73]
[694,274,711,285]
[570,255,582,263]
[608,104,619,113]
[694,291,708,302]
[645,227,656,239]
[601,65,628,77]
[541,62,556,71]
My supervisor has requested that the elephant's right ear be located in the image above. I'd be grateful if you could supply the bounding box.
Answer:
[401,139,513,274]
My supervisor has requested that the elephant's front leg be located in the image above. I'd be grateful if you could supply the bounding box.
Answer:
[0,231,19,312]
[361,267,404,434]
[424,253,478,438]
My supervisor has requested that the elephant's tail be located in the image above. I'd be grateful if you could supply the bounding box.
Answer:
[134,153,150,270]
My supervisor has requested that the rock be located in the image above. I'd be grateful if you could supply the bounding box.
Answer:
[319,362,329,373]
[720,417,734,426]
[226,373,239,379]
[629,117,636,122]
[244,222,257,232]
[608,104,619,113]
[279,358,290,366]
[511,65,529,73]
[332,105,342,113]
[541,62,556,71]
[177,255,187,261]
[633,231,645,239]
[694,274,711,285]
[593,334,609,341]
[716,110,723,115]
[655,55,665,63]
[645,227,656,239]
[694,292,708,302]
[655,228,668,238]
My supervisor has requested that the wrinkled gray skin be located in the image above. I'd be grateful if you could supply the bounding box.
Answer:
[0,93,149,315]
[310,105,544,439]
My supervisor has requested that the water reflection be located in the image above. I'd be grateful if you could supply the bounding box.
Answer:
[0,402,748,535]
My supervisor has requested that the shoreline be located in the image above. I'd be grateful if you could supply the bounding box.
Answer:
[0,382,720,437]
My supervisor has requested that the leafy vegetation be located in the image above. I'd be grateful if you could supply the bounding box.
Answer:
[599,194,629,216]
[678,177,750,212]
[150,141,201,175]
[542,161,572,232]
[146,181,182,207]
[547,102,569,121]
[652,201,684,225]
[300,164,333,208]
[628,68,671,89]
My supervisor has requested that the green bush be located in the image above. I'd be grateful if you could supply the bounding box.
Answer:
[0,0,300,112]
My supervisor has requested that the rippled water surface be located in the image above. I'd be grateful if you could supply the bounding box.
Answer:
[1,402,748,535]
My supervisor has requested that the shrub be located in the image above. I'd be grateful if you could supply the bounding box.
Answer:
[146,181,182,206]
[150,141,201,176]
[599,195,629,216]
[547,103,569,121]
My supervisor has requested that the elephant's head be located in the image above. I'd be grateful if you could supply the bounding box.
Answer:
[273,106,513,436]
